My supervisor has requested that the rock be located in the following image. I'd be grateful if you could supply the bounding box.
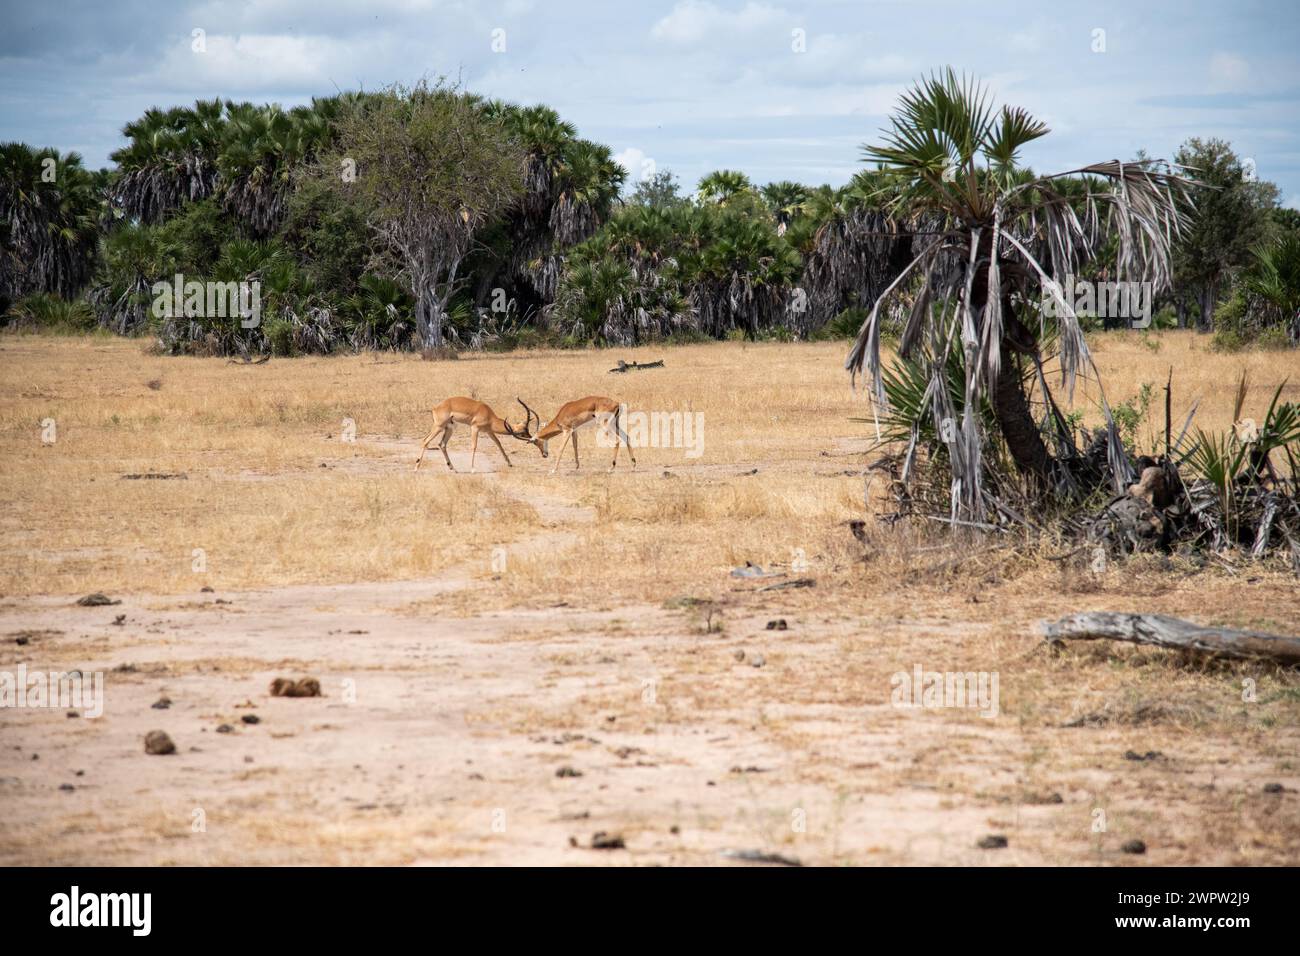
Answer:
[66,711,79,718]
[1120,839,1147,854]
[977,835,1008,849]
[590,831,625,849]
[749,654,766,667]
[112,614,125,626]
[1124,750,1162,762]
[76,593,120,607]
[766,619,788,630]
[200,586,214,593]
[59,783,75,792]
[1263,782,1285,794]
[144,731,176,755]
[215,724,234,734]
[15,636,28,646]
[556,766,583,778]
[241,714,260,725]
[151,697,171,710]
[269,677,321,698]
[720,848,802,866]
[733,649,746,662]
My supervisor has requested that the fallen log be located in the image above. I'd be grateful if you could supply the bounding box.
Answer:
[608,359,664,373]
[1039,612,1300,665]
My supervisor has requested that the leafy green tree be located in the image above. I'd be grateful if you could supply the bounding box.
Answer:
[629,170,686,210]
[1172,138,1280,329]
[313,81,525,348]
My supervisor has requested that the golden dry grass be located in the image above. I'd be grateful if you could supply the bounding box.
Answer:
[1,330,1297,601]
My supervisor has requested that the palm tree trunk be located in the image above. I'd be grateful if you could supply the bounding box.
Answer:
[991,337,1052,485]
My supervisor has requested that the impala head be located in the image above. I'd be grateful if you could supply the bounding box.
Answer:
[507,397,548,457]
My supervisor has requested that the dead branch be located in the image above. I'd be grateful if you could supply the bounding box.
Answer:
[1039,611,1300,665]
[608,359,665,373]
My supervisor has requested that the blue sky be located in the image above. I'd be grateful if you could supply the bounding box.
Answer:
[2,0,1298,206]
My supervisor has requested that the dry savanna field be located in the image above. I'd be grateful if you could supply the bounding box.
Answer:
[1,330,1298,865]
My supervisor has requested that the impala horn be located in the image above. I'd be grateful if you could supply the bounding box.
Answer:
[516,397,539,439]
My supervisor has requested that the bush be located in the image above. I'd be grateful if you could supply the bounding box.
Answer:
[3,293,97,332]
[1257,326,1293,351]
[1211,327,1246,352]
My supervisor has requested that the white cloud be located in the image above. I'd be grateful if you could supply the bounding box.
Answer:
[651,1,788,46]
[614,146,656,183]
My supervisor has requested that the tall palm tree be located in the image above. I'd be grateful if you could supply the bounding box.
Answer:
[760,180,809,232]
[0,143,102,311]
[696,169,753,206]
[110,100,225,222]
[847,69,1193,518]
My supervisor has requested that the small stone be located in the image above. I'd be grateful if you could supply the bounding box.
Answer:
[1124,750,1162,761]
[766,619,788,630]
[59,783,75,792]
[733,649,745,662]
[591,831,625,850]
[749,654,766,667]
[66,711,79,718]
[200,586,214,593]
[977,835,1008,849]
[151,697,171,710]
[215,724,234,734]
[76,593,120,607]
[556,766,583,778]
[15,636,28,646]
[1263,782,1285,794]
[144,731,176,755]
[241,714,260,725]
[1120,839,1147,854]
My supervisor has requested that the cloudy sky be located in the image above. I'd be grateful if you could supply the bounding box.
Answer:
[3,0,1298,205]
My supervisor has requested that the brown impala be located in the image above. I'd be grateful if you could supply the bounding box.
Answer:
[414,397,546,473]
[535,396,637,474]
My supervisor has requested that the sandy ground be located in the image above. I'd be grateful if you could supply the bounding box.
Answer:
[3,440,1297,867]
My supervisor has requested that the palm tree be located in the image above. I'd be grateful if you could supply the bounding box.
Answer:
[760,180,808,232]
[110,101,224,223]
[0,143,102,311]
[1241,232,1300,341]
[697,170,753,206]
[847,69,1193,518]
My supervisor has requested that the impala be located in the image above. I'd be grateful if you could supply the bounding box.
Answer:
[414,397,545,473]
[535,396,636,474]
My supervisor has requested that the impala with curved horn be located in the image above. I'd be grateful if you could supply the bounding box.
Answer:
[414,397,546,473]
[534,396,636,474]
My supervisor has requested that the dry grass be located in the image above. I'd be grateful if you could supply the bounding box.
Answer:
[5,329,1292,601]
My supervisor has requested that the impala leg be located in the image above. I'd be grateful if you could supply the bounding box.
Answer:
[487,430,513,468]
[572,431,580,470]
[469,426,480,473]
[609,409,620,471]
[612,408,635,469]
[439,424,455,471]
[551,429,573,475]
[414,423,444,472]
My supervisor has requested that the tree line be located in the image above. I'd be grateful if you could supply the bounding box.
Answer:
[1,78,1296,356]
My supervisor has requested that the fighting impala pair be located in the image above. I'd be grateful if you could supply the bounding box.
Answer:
[413,396,636,474]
